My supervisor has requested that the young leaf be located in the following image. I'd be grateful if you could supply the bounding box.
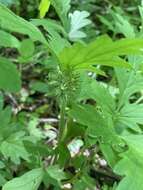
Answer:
[0,3,46,43]
[2,168,43,190]
[68,10,91,41]
[0,57,21,92]
[39,0,51,18]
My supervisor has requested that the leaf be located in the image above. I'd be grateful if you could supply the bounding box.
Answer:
[115,68,143,107]
[73,173,95,190]
[28,118,44,140]
[78,75,116,114]
[0,30,20,48]
[0,132,29,164]
[19,39,35,58]
[114,135,143,190]
[2,168,43,190]
[0,106,11,130]
[39,0,51,18]
[58,36,143,72]
[0,3,46,43]
[0,0,18,6]
[111,10,135,38]
[0,174,6,187]
[31,18,66,37]
[69,104,123,167]
[116,103,143,132]
[51,0,71,27]
[0,57,21,92]
[68,10,91,41]
[43,165,67,187]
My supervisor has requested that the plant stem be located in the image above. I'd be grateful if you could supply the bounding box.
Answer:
[58,99,67,144]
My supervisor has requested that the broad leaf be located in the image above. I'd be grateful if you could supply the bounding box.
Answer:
[69,104,124,166]
[0,3,46,43]
[0,30,20,48]
[0,57,21,92]
[19,39,35,58]
[58,36,143,72]
[2,168,43,190]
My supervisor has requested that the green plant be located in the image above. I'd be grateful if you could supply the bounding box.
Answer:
[1,1,143,190]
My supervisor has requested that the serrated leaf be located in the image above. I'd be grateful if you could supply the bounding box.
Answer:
[0,57,21,92]
[73,173,95,190]
[116,103,143,132]
[0,132,29,164]
[114,135,143,190]
[2,168,43,190]
[43,165,67,187]
[115,68,143,107]
[0,3,46,43]
[58,36,143,72]
[39,0,51,18]
[69,104,123,167]
[68,10,91,41]
[0,30,20,48]
[111,11,135,38]
[78,75,116,114]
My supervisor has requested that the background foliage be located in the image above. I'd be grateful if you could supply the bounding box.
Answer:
[0,0,143,190]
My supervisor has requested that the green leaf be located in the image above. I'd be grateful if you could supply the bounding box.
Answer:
[39,0,51,18]
[73,173,95,190]
[114,135,143,190]
[31,81,49,93]
[78,75,116,114]
[0,3,46,43]
[19,39,35,58]
[116,103,143,132]
[0,174,6,187]
[2,168,43,190]
[111,10,135,38]
[43,165,67,187]
[115,67,143,107]
[0,57,21,92]
[68,10,91,41]
[51,0,71,27]
[0,30,20,48]
[0,132,29,164]
[69,104,123,167]
[58,36,143,72]
[31,19,66,37]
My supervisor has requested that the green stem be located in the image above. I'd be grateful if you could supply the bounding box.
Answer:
[58,99,67,144]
